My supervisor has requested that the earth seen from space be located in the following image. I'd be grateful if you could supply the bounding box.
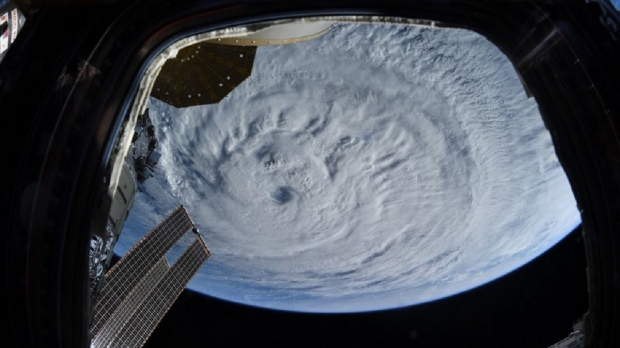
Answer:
[115,22,581,313]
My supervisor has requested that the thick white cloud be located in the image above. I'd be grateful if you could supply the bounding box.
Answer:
[117,23,581,312]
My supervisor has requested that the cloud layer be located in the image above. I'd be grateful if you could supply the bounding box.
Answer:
[117,23,581,312]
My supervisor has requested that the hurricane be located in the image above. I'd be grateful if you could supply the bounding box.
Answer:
[116,23,581,312]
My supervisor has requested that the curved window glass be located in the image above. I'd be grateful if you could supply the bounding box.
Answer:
[110,18,581,313]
